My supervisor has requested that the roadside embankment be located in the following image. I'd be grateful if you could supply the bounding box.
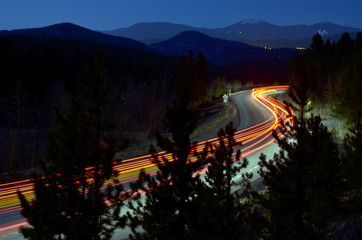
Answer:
[115,100,237,161]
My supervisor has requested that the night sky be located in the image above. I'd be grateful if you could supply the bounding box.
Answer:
[1,0,362,30]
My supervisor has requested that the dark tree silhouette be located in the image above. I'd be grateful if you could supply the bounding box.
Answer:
[190,122,252,240]
[288,32,362,119]
[4,80,35,172]
[125,89,206,239]
[256,81,342,239]
[176,51,208,107]
[17,54,126,240]
[342,115,362,195]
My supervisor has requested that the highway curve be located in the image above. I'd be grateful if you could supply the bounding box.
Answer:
[0,86,291,239]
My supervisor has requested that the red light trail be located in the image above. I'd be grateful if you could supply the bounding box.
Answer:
[0,86,291,237]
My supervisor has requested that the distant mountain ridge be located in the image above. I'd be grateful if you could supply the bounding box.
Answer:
[213,20,360,40]
[0,22,297,66]
[103,22,215,45]
[151,30,297,65]
[103,20,362,47]
[0,23,151,52]
[0,21,295,88]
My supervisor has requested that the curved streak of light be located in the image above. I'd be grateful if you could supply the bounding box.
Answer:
[0,86,291,236]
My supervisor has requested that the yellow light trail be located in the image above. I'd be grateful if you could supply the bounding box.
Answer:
[0,85,292,236]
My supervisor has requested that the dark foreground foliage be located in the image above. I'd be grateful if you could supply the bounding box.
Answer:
[17,55,127,240]
[15,32,362,240]
[289,32,362,119]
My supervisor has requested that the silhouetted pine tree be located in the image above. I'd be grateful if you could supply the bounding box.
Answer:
[17,53,126,240]
[125,84,207,239]
[306,33,326,100]
[190,122,252,240]
[288,32,362,120]
[342,115,362,195]
[256,81,342,239]
[176,51,208,107]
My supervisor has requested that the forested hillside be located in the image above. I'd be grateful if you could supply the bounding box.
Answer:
[0,26,293,175]
[0,34,178,173]
[4,28,362,239]
[288,32,362,119]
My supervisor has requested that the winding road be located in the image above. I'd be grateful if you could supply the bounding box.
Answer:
[0,85,291,240]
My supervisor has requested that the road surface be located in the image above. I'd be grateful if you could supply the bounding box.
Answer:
[0,86,291,239]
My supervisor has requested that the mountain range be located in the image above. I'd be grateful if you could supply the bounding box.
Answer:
[151,30,296,65]
[0,23,151,52]
[0,22,297,66]
[103,19,362,47]
[0,21,302,87]
[1,20,359,66]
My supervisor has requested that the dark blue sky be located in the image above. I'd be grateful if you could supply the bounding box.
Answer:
[1,0,362,30]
